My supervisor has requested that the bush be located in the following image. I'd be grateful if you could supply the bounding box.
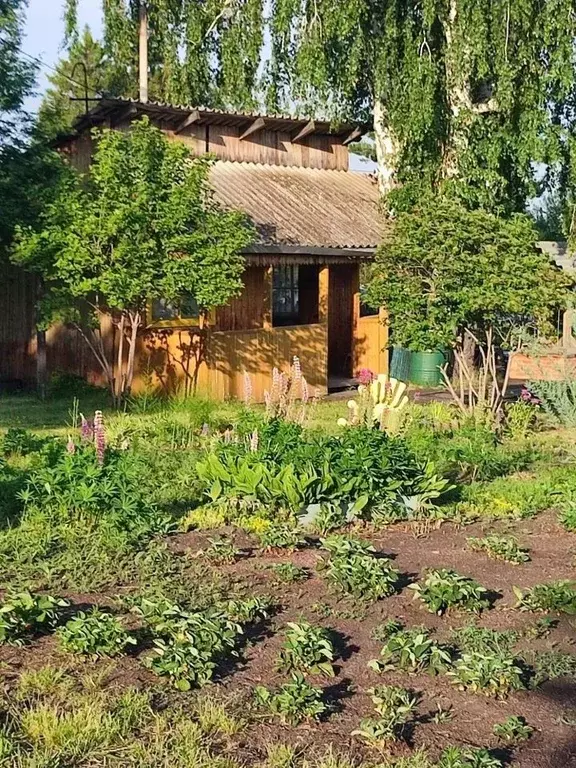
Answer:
[278,621,335,677]
[318,538,400,601]
[0,591,68,645]
[527,379,576,427]
[513,581,576,613]
[467,534,529,564]
[410,569,490,615]
[57,609,136,658]
[254,674,326,725]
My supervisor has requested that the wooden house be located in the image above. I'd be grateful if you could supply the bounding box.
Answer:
[0,98,387,400]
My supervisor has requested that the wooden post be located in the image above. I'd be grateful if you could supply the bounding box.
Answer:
[139,2,149,103]
[318,267,329,392]
[563,309,576,350]
[263,266,273,330]
[378,307,389,374]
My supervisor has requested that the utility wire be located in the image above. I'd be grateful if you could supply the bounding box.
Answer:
[18,47,99,95]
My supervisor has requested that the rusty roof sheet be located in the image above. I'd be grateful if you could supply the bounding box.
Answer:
[209,161,383,250]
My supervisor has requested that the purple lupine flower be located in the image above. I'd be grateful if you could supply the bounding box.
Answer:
[80,414,93,442]
[66,436,76,454]
[93,410,106,466]
[521,387,541,406]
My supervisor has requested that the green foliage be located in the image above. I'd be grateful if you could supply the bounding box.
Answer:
[198,420,430,514]
[319,536,400,601]
[202,537,240,565]
[254,674,326,725]
[257,523,306,551]
[504,401,537,441]
[0,0,36,144]
[0,591,68,645]
[13,118,252,400]
[451,627,518,657]
[437,747,502,768]
[368,623,451,675]
[278,621,335,677]
[522,650,576,688]
[410,569,490,615]
[57,609,136,658]
[467,534,530,565]
[493,716,533,744]
[1,428,47,456]
[513,581,576,614]
[352,685,419,745]
[448,652,525,699]
[527,379,576,428]
[458,472,556,520]
[269,563,309,583]
[367,198,569,350]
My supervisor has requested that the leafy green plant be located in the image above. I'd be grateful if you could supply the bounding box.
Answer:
[254,673,326,725]
[202,537,240,564]
[493,716,533,744]
[352,685,419,745]
[0,591,69,645]
[467,534,530,564]
[522,650,576,688]
[458,473,556,520]
[319,550,400,601]
[447,652,525,698]
[269,563,309,583]
[278,621,335,677]
[409,569,490,615]
[513,581,576,613]
[438,746,503,768]
[321,535,375,558]
[57,608,136,658]
[368,622,451,675]
[523,617,557,639]
[257,523,306,551]
[451,627,518,656]
[527,379,576,427]
[504,401,537,440]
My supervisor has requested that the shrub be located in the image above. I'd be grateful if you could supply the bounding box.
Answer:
[513,581,576,613]
[1,428,47,457]
[409,569,490,615]
[352,685,419,745]
[467,534,529,564]
[448,652,525,698]
[254,673,326,725]
[527,379,576,427]
[57,609,136,658]
[493,716,533,744]
[368,622,451,675]
[0,591,68,645]
[278,621,335,677]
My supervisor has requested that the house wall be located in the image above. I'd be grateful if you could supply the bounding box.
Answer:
[0,264,36,384]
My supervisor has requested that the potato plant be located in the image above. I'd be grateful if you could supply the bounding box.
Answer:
[57,609,136,658]
[278,621,335,677]
[467,534,530,564]
[254,673,326,725]
[0,591,69,645]
[257,524,305,551]
[269,563,309,583]
[319,536,400,601]
[448,651,525,698]
[513,581,576,613]
[368,622,451,675]
[493,715,533,744]
[353,685,419,745]
[410,569,490,615]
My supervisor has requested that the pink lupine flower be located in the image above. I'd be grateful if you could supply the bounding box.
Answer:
[301,376,309,404]
[249,429,259,453]
[93,410,106,466]
[66,436,76,454]
[357,368,375,385]
[80,414,93,442]
[243,371,253,405]
[263,390,271,409]
[292,356,302,384]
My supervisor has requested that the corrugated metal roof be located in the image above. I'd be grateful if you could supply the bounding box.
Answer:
[210,161,383,250]
[537,240,576,273]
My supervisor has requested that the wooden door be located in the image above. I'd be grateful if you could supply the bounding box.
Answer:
[328,265,356,379]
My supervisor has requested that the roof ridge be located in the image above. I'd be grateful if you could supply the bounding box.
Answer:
[213,160,353,173]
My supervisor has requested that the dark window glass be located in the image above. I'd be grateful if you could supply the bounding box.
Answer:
[151,294,199,322]
[273,266,299,326]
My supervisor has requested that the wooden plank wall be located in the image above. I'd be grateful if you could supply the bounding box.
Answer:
[0,264,36,383]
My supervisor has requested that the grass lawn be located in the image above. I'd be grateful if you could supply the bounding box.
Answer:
[0,388,575,767]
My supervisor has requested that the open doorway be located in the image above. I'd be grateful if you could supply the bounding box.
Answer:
[328,265,356,388]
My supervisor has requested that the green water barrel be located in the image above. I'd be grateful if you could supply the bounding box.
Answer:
[390,347,412,382]
[409,350,445,387]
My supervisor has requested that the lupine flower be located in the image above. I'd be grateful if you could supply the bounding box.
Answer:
[93,410,106,466]
[249,429,259,452]
[201,423,210,437]
[357,368,375,385]
[301,376,309,404]
[80,414,93,442]
[292,356,302,385]
[521,387,541,406]
[223,428,233,443]
[66,436,76,454]
[243,371,253,405]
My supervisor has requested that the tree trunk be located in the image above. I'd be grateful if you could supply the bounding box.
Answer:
[139,2,149,103]
[441,0,471,180]
[124,311,141,398]
[373,99,400,196]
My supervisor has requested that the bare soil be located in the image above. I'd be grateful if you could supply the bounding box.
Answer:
[2,511,576,767]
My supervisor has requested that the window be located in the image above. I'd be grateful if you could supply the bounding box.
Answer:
[273,265,300,326]
[149,294,200,326]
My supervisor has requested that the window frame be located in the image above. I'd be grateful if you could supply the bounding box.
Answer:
[146,295,213,329]
[272,265,300,327]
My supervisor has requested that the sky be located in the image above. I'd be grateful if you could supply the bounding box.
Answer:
[23,0,103,113]
[22,1,374,171]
